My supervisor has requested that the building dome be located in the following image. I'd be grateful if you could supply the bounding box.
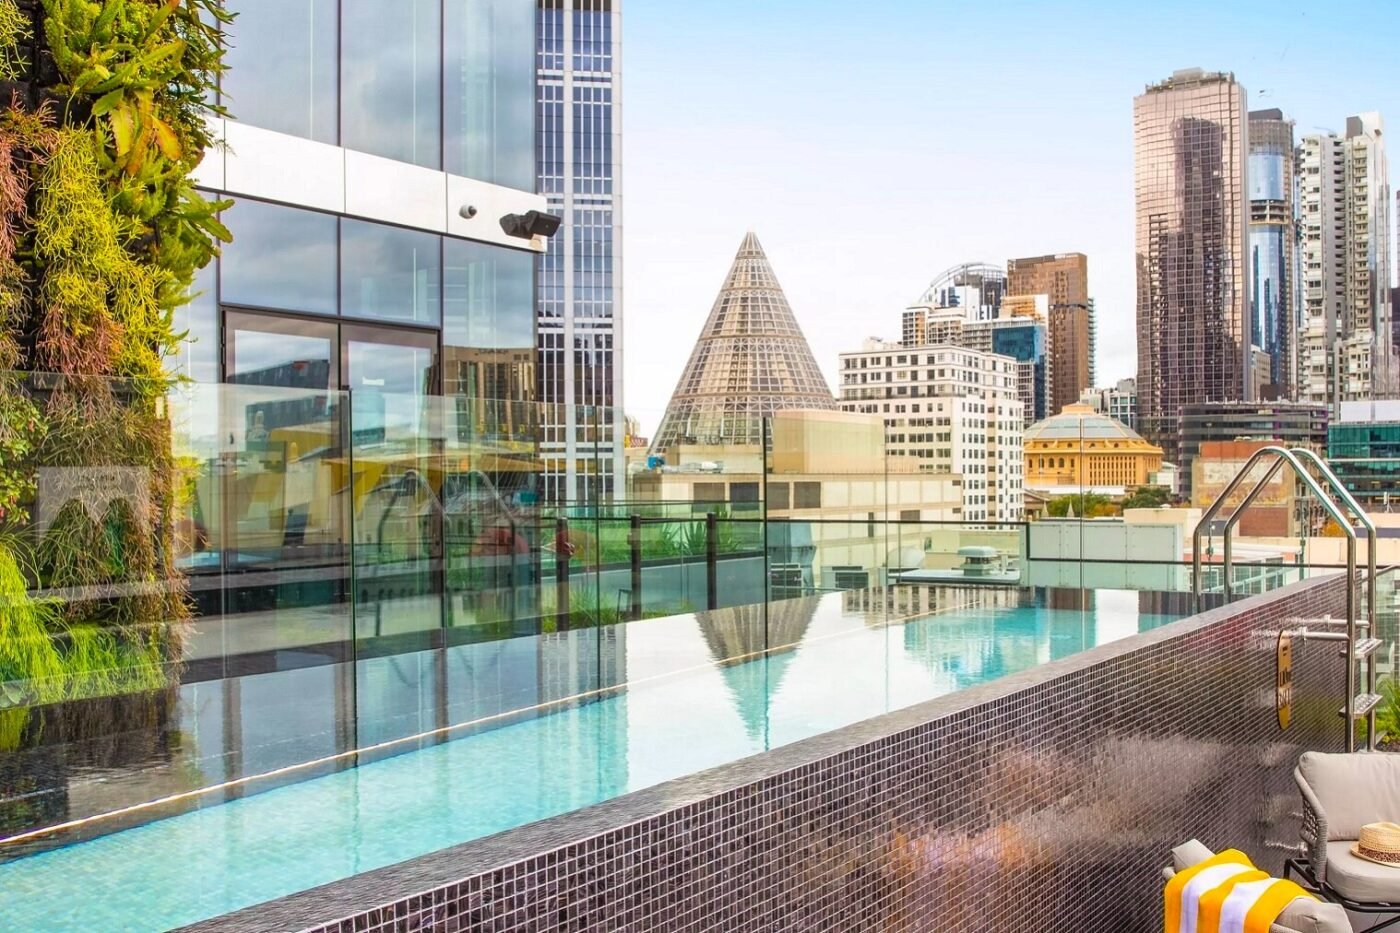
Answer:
[1024,403,1152,444]
[1023,404,1164,491]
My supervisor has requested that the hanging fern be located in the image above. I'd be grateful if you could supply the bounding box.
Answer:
[0,0,29,82]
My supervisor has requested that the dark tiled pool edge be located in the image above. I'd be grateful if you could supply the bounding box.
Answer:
[183,577,1351,933]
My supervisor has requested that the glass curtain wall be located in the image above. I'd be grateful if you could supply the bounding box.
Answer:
[221,0,536,188]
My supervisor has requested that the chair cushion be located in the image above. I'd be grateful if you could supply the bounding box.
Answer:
[1299,751,1400,840]
[1325,840,1400,902]
[1172,838,1214,872]
[1273,894,1353,933]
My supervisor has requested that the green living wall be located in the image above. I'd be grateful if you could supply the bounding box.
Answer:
[0,0,229,765]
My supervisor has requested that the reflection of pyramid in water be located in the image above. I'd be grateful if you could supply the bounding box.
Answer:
[650,232,837,454]
[695,596,822,742]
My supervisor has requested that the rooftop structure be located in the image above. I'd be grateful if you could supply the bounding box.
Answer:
[650,232,836,455]
[911,262,1007,321]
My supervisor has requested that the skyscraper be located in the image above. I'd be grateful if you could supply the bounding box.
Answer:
[1134,68,1250,463]
[1246,109,1296,400]
[537,0,623,502]
[650,232,836,455]
[1297,114,1393,406]
[1006,252,1095,416]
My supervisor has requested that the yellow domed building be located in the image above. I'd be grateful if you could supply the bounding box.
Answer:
[1023,403,1164,492]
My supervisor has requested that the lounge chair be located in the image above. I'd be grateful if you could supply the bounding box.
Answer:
[1167,839,1351,932]
[1284,751,1400,932]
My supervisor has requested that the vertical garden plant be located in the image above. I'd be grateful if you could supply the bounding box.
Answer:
[0,0,229,758]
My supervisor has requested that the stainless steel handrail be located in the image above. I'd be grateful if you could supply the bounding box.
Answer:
[1191,445,1375,751]
[1291,446,1377,629]
[1192,447,1357,599]
[1291,447,1381,751]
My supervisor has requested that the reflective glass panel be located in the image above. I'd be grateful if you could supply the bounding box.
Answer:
[341,0,442,169]
[225,311,338,390]
[442,238,535,404]
[220,200,338,315]
[443,0,535,188]
[341,220,442,326]
[222,0,339,144]
[344,328,439,441]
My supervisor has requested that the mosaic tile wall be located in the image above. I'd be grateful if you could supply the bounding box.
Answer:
[200,576,1352,933]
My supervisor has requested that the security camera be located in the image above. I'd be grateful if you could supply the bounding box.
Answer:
[458,204,478,219]
[499,210,562,240]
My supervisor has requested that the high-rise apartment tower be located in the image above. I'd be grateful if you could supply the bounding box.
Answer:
[1297,114,1393,406]
[1133,69,1250,463]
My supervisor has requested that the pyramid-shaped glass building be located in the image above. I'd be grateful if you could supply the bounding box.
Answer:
[650,232,836,454]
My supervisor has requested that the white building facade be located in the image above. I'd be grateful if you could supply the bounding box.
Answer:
[1297,113,1394,406]
[838,340,1025,523]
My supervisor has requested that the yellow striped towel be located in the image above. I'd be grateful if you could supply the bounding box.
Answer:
[1164,848,1317,933]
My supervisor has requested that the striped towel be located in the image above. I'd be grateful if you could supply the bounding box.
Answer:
[1165,848,1317,933]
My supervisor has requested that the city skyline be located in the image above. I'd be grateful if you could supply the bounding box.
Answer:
[621,0,1400,434]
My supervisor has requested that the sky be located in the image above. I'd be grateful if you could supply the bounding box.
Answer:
[620,0,1400,434]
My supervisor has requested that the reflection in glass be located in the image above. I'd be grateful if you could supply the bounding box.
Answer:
[225,313,337,389]
[170,262,219,382]
[341,220,442,325]
[345,332,438,442]
[341,0,441,169]
[222,0,338,144]
[443,0,535,188]
[221,200,338,315]
[442,236,534,406]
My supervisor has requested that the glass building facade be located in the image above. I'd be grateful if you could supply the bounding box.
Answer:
[1133,69,1250,465]
[536,0,623,503]
[1329,419,1400,507]
[221,0,535,185]
[1246,109,1295,400]
[991,322,1049,425]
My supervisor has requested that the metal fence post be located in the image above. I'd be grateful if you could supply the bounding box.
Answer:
[706,511,718,610]
[630,514,642,621]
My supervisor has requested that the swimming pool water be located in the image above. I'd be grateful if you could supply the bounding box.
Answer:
[0,589,1184,931]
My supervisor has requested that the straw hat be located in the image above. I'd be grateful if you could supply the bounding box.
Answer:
[1352,822,1400,868]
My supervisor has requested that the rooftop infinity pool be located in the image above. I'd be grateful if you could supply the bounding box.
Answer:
[0,586,1188,931]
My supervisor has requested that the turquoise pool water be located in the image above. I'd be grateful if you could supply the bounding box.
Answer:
[0,588,1184,931]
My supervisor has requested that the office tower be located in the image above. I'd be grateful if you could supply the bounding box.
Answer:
[1298,114,1393,406]
[1007,252,1096,415]
[1134,69,1250,464]
[1329,399,1400,508]
[537,0,624,502]
[650,232,836,455]
[1246,109,1296,400]
[838,340,1024,522]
